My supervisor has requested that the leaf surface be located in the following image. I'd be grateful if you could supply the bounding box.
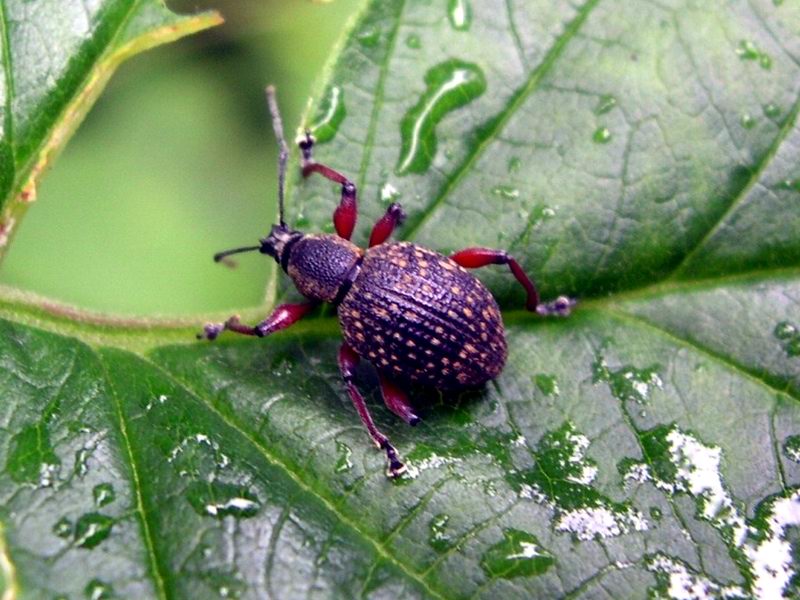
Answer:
[3,0,800,598]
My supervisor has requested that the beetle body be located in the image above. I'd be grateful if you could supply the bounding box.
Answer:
[203,87,573,477]
[338,241,506,389]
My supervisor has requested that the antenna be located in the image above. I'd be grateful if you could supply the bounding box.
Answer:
[213,245,261,268]
[266,85,288,227]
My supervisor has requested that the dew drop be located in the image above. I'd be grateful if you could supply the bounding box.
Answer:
[533,374,559,397]
[507,156,522,174]
[774,321,800,357]
[491,185,519,199]
[783,435,800,463]
[778,179,800,193]
[74,513,114,549]
[736,40,761,61]
[650,507,663,521]
[594,94,617,115]
[295,213,311,228]
[335,441,353,473]
[593,126,612,144]
[759,54,773,69]
[84,580,113,600]
[74,448,90,477]
[379,181,401,206]
[405,34,421,49]
[396,60,486,175]
[740,112,756,129]
[447,0,471,31]
[53,516,72,538]
[93,483,115,507]
[310,86,346,144]
[428,513,452,552]
[357,28,380,48]
[763,103,781,119]
[187,482,261,519]
[480,529,555,579]
[6,424,60,486]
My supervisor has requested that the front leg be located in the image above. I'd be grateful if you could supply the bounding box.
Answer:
[198,302,316,340]
[299,132,358,241]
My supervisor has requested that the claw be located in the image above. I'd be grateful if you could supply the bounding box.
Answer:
[536,295,577,317]
[198,323,224,341]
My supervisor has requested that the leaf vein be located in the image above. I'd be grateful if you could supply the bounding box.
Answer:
[139,354,449,600]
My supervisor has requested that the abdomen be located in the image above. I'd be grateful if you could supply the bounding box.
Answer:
[338,242,507,389]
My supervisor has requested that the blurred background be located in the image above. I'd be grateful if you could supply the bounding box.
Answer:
[0,0,364,316]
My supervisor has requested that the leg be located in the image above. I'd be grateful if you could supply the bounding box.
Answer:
[338,343,406,478]
[450,248,575,315]
[369,202,406,247]
[299,132,357,241]
[198,302,316,340]
[378,374,419,425]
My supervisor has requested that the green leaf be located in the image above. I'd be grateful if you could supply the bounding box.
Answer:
[3,0,800,598]
[0,0,222,259]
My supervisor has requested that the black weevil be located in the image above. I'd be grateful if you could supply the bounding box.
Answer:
[200,87,575,477]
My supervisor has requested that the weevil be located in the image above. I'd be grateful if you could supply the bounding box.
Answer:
[199,87,575,477]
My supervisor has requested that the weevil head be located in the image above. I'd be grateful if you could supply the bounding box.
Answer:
[259,224,303,270]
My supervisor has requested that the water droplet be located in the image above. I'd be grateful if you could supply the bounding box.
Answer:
[778,179,800,193]
[187,482,261,519]
[480,529,555,579]
[759,54,772,69]
[74,448,90,477]
[740,112,756,129]
[53,517,72,538]
[379,181,401,206]
[295,213,310,228]
[84,580,113,600]
[74,513,114,548]
[405,34,421,49]
[6,424,60,485]
[491,185,519,199]
[774,321,800,357]
[509,423,649,540]
[593,127,612,144]
[764,103,781,119]
[310,86,346,144]
[396,60,486,175]
[650,507,663,521]
[357,28,380,48]
[784,435,800,463]
[507,156,522,173]
[447,0,471,31]
[736,40,761,61]
[533,374,559,397]
[334,441,353,473]
[428,513,452,552]
[93,483,115,507]
[594,94,617,115]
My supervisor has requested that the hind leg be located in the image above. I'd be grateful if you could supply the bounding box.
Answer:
[338,343,405,477]
[378,374,419,425]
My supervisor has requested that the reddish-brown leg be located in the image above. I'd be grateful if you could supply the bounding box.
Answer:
[369,203,406,247]
[299,132,357,241]
[198,302,316,340]
[450,247,575,315]
[378,374,419,425]
[338,343,405,477]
